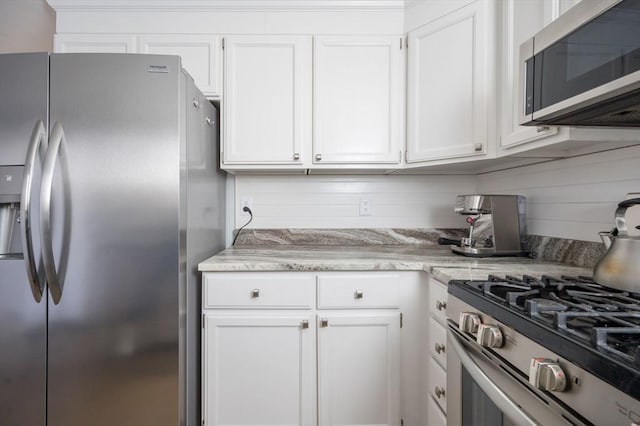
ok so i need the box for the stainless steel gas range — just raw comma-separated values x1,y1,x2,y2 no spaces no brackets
446,275,640,426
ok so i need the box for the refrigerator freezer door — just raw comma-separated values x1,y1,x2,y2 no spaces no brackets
47,53,182,426
0,259,46,425
0,53,49,167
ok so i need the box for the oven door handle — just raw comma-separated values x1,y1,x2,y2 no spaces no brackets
448,329,539,426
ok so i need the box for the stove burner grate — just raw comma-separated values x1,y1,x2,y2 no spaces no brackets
465,274,640,365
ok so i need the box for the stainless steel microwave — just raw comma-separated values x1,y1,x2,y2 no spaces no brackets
519,0,640,127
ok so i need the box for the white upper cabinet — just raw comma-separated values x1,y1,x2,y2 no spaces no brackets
54,34,136,53
312,36,403,165
406,0,496,164
54,33,222,98
138,35,222,98
222,35,312,167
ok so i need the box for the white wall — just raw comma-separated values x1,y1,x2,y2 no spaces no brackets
478,145,640,242
0,0,55,53
404,0,473,32
233,174,475,229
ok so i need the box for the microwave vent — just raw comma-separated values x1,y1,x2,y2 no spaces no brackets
535,88,640,127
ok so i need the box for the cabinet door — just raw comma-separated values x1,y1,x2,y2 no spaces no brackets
54,34,136,53
317,313,400,426
406,0,494,163
138,35,222,97
313,36,402,165
202,314,316,426
223,36,312,166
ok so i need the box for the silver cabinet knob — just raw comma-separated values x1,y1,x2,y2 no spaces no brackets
293,152,300,161
320,318,329,327
301,320,309,329
476,324,504,348
205,117,213,126
436,300,447,311
192,98,200,108
529,358,567,392
435,343,445,354
315,153,322,161
354,290,363,299
250,289,260,298
459,312,481,334
434,386,445,399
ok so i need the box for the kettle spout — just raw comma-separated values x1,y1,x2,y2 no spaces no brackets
599,231,613,249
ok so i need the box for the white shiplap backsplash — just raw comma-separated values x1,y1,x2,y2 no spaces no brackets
478,145,640,242
231,145,640,244
234,175,475,229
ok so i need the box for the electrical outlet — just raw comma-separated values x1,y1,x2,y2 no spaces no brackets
359,199,371,216
240,197,253,215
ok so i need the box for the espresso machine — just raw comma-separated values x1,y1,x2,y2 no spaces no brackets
0,166,22,256
442,194,529,257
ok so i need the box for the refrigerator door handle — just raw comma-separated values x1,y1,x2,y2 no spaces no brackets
41,122,64,305
20,120,47,302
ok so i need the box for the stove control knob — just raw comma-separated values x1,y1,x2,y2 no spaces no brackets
476,324,504,348
529,358,567,392
459,312,481,334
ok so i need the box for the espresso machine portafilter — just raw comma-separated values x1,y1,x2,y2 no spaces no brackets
0,166,24,256
442,194,529,257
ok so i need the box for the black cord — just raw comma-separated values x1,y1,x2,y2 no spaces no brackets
232,207,253,246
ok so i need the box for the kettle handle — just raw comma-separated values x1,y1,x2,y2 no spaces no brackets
615,198,640,237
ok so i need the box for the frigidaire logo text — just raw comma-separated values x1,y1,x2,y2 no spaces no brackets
147,65,169,73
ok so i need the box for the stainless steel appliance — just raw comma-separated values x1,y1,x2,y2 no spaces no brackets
0,53,225,426
446,275,640,425
440,194,528,257
519,0,640,127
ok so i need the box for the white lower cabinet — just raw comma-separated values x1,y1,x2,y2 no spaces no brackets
427,278,449,423
317,313,400,426
202,314,316,426
202,272,412,426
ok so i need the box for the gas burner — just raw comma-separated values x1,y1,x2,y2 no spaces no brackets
457,274,640,366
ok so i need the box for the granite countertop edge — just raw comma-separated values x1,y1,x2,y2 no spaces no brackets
198,245,592,283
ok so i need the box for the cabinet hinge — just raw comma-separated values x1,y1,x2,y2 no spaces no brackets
399,150,402,163
404,37,407,49
400,313,403,328
221,37,225,50
400,37,403,50
401,419,404,426
202,314,205,328
404,151,409,162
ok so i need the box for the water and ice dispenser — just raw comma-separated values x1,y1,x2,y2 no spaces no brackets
0,166,23,255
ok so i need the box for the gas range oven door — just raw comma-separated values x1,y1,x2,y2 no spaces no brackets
446,323,589,426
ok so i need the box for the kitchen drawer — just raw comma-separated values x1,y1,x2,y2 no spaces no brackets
430,279,448,325
429,357,447,414
427,394,446,426
429,319,447,368
203,273,315,309
317,273,400,309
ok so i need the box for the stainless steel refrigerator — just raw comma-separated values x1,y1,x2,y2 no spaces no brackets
0,52,225,426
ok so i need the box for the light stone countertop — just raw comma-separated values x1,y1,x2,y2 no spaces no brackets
198,245,592,283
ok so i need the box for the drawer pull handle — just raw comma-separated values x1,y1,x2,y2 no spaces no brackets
354,290,364,299
251,289,260,298
436,300,447,311
301,320,309,329
320,318,329,327
435,343,445,354
435,386,446,399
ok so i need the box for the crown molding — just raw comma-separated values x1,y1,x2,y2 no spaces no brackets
47,0,405,12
